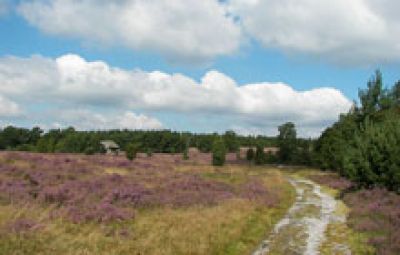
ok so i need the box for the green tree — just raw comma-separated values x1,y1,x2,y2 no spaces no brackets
84,146,95,155
146,148,153,157
212,138,226,166
246,148,255,161
182,138,189,160
343,117,400,190
265,152,278,164
223,130,239,153
277,122,297,163
254,145,265,165
125,143,140,161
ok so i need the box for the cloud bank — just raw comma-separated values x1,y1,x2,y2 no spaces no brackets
46,110,163,131
229,0,400,65
0,54,352,136
18,0,241,63
17,0,400,65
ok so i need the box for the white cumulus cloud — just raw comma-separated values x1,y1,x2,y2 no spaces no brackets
43,109,163,130
18,0,242,63
15,0,400,65
229,0,400,65
0,54,352,135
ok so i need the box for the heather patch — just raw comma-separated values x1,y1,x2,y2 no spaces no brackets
343,188,400,254
0,152,293,255
0,152,281,224
309,171,400,255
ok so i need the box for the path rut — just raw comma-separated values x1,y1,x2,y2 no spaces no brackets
253,178,350,255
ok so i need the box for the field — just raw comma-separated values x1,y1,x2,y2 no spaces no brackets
0,152,295,255
309,173,400,255
1,151,399,255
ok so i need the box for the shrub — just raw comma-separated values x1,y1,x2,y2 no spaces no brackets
14,144,35,152
125,143,139,161
254,145,265,165
246,148,255,161
343,117,400,191
212,138,226,166
182,147,189,160
264,152,278,164
236,150,241,160
146,148,153,157
84,147,95,155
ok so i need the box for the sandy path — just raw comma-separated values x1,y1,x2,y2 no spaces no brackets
252,178,350,255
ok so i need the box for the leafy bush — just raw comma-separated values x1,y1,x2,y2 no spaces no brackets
264,152,278,164
246,148,254,161
146,148,153,157
254,145,265,165
212,138,226,166
343,117,400,191
84,147,95,155
125,143,140,161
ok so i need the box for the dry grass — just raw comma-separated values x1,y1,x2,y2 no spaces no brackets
0,152,295,255
298,169,375,255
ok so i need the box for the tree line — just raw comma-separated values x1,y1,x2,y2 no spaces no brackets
314,71,400,192
0,127,277,155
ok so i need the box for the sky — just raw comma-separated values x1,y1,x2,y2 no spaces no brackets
1,0,400,137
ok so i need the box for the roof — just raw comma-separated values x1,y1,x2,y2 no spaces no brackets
100,140,120,149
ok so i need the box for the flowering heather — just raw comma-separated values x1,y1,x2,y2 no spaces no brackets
343,188,400,255
308,173,353,191
0,151,276,224
239,178,279,207
310,172,400,255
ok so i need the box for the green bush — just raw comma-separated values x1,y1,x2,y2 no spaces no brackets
212,138,226,166
125,143,140,161
84,147,95,155
183,146,189,160
146,148,153,157
343,117,400,191
246,148,255,161
254,145,265,165
14,144,35,152
265,152,278,164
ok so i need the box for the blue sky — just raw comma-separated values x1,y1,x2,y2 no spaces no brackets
1,0,399,137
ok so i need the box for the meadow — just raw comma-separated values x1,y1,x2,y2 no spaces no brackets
0,151,295,255
309,173,400,255
1,151,399,255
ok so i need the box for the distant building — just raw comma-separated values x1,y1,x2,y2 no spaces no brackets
239,146,279,157
264,147,280,155
100,140,120,155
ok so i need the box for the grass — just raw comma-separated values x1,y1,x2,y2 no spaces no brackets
299,169,376,255
0,152,295,255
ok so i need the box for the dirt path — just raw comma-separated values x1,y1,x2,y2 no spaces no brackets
253,177,351,255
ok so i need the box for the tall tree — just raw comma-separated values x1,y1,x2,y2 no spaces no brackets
246,148,255,162
277,122,297,163
126,143,140,161
212,138,226,166
254,145,265,165
223,130,239,153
